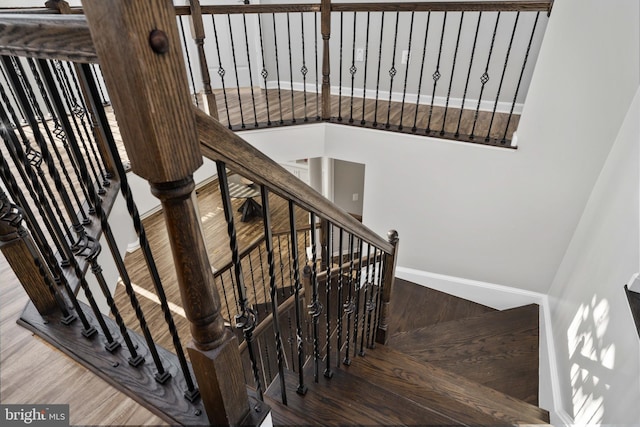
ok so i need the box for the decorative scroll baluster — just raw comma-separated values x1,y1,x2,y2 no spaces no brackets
228,15,246,129
348,12,357,123
364,247,378,350
242,13,259,128
177,16,199,108
426,12,447,134
324,221,333,378
441,12,465,135
257,16,272,126
370,247,384,349
359,243,372,356
456,12,483,138
216,163,263,401
360,12,371,125
486,12,520,142
308,211,322,380
503,12,540,144
271,13,285,124
398,11,415,130
260,186,287,404
471,12,500,140
288,200,307,394
277,233,287,298
372,12,385,127
211,15,232,129
335,227,344,366
385,12,400,129
413,11,431,132
286,13,296,123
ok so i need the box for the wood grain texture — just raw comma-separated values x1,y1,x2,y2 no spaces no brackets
389,303,541,405
0,14,96,63
332,1,553,13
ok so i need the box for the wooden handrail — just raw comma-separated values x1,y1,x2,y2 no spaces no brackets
195,107,394,254
0,14,96,63
175,4,321,16
331,1,552,13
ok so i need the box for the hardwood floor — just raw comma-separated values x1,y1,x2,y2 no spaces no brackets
0,254,166,426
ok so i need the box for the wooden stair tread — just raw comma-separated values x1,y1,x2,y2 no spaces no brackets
389,279,496,335
389,303,540,405
265,365,462,425
344,345,550,425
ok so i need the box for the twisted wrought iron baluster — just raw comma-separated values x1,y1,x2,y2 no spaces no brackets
288,200,307,394
370,247,384,349
441,12,465,135
228,14,246,128
456,12,483,138
242,13,259,127
324,221,333,378
471,12,500,140
352,238,364,358
261,186,287,403
78,64,198,397
247,251,261,317
385,12,400,129
211,15,232,128
412,12,431,132
300,12,309,122
372,12,385,127
0,61,26,123
487,12,520,142
502,12,540,144
314,12,320,120
360,12,371,125
342,233,355,365
426,12,447,133
257,15,272,126
337,12,344,122
216,163,263,401
308,211,323,381
398,12,415,130
335,227,344,367
277,233,287,298
272,13,285,124
365,247,378,349
286,13,296,123
359,243,372,356
348,12,357,123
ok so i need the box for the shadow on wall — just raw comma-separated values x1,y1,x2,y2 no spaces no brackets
567,295,614,424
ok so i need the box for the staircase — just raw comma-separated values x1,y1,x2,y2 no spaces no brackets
263,278,550,425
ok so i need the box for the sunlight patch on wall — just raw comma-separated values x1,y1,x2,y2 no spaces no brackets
567,295,615,425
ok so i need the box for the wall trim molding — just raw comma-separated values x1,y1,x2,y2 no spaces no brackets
395,266,571,424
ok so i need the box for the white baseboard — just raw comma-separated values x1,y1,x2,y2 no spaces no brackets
395,266,566,424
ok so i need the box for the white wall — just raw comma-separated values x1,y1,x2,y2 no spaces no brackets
546,88,640,426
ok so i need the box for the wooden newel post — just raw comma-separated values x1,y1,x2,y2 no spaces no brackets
0,191,58,316
82,0,250,424
375,230,399,345
321,0,331,120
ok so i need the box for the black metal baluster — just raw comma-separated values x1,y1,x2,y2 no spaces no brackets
286,13,296,123
272,13,285,124
80,64,199,398
247,252,261,317
412,12,431,132
261,186,287,404
352,238,364,358
441,12,465,135
257,15,272,126
359,243,372,356
398,11,415,130
348,12,357,123
470,12,500,140
242,13,259,128
426,12,447,134
486,12,520,142
42,59,173,374
314,12,320,120
300,12,309,122
373,12,385,127
90,64,109,105
287,200,307,394
211,15,232,129
178,16,199,108
337,12,344,122
370,248,384,349
228,267,241,315
0,60,26,122
385,12,400,129
324,221,333,378
216,163,263,401
364,247,377,350
308,212,322,381
258,243,269,313
228,15,246,129
342,233,355,365
335,227,344,367
502,12,540,144
218,274,234,323
360,12,371,125
277,233,287,297
456,12,483,138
